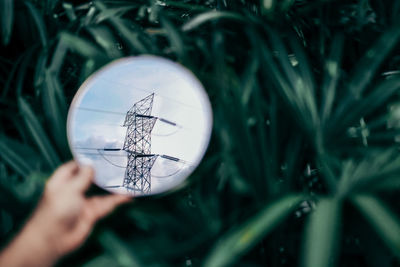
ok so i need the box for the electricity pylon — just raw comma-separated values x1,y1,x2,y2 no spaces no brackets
122,93,158,194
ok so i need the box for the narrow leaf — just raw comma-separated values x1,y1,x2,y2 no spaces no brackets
0,0,14,45
321,34,344,122
182,11,245,32
0,135,35,176
42,69,68,154
25,1,48,49
82,254,118,267
62,2,77,21
302,198,341,267
333,76,400,134
349,19,400,97
99,231,142,267
352,195,400,258
204,195,304,267
60,32,107,60
18,98,60,169
161,16,186,62
87,26,122,59
94,1,148,54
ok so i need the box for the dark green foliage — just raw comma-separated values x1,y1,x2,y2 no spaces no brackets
1,0,400,266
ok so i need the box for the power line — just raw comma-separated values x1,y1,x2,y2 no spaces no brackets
152,166,184,178
99,77,204,111
77,106,184,129
78,152,125,157
76,147,194,165
75,106,209,136
97,149,126,168
77,107,125,115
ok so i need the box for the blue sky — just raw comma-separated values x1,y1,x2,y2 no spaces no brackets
67,56,212,196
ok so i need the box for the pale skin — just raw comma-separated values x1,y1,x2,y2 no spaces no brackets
0,161,131,267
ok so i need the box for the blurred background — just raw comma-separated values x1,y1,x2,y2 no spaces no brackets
1,0,400,266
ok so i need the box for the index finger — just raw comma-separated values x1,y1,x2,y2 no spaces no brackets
86,194,132,222
50,161,79,183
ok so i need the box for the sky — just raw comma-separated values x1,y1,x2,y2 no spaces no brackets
67,56,213,196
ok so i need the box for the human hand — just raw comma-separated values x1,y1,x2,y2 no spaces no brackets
0,161,131,267
32,161,131,257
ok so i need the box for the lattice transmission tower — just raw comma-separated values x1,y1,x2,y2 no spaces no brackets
122,93,158,194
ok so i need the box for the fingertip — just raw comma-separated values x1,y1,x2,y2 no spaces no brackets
115,194,133,204
52,161,79,181
81,165,95,175
74,165,95,191
79,165,95,180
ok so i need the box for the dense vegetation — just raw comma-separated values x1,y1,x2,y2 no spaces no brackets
1,0,400,266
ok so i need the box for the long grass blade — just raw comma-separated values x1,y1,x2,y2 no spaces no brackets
18,98,60,169
62,2,77,21
86,26,123,59
160,16,186,63
81,254,117,267
60,32,107,60
94,1,149,54
0,0,13,45
302,198,341,267
42,69,68,155
48,37,68,75
352,195,400,258
25,1,48,49
321,34,344,122
349,19,400,98
15,47,36,96
182,11,245,32
1,52,24,98
203,194,304,267
288,35,318,126
99,230,142,267
0,135,36,176
333,76,400,134
94,6,137,24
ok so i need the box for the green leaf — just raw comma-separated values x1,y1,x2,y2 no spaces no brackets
94,5,137,24
25,1,48,49
62,2,77,21
288,36,317,120
82,254,118,267
42,69,68,155
0,0,14,45
182,11,245,32
302,198,341,267
94,1,149,54
158,0,210,12
203,194,304,267
15,48,35,96
1,52,24,98
33,50,48,87
60,32,107,60
0,135,37,176
321,34,344,122
98,230,142,267
341,149,400,193
332,76,400,134
352,195,400,258
240,55,259,107
86,26,123,59
160,16,186,62
18,98,60,169
262,0,276,13
349,20,400,98
48,36,68,75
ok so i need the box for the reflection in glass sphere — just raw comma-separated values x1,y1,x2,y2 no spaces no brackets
67,56,213,196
